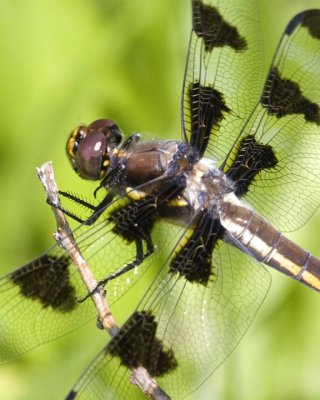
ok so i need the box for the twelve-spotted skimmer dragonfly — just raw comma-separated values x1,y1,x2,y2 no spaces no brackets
1,0,320,399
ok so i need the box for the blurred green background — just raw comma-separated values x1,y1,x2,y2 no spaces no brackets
1,0,320,399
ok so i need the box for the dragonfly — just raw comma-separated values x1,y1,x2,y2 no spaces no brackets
1,0,320,399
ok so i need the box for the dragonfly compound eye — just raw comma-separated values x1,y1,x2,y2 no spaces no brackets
74,130,108,180
66,119,122,180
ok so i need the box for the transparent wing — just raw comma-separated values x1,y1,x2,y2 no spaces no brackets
66,239,271,399
182,0,263,159
224,10,320,232
0,199,179,363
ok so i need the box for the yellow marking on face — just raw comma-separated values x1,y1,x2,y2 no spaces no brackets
126,187,147,201
66,137,75,158
66,128,81,159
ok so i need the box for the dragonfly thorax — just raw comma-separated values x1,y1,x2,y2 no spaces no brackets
182,157,235,213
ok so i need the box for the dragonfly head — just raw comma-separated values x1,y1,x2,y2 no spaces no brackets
66,119,122,180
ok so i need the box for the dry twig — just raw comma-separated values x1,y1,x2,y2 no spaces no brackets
36,161,170,400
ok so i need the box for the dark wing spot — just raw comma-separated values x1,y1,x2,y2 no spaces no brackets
192,0,247,52
11,254,77,312
285,12,305,35
170,212,224,284
261,67,320,124
190,82,230,156
284,10,320,37
110,179,186,241
110,199,156,242
226,135,278,197
65,390,77,400
108,311,177,376
301,10,320,39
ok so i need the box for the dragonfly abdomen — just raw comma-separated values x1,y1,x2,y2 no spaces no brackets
220,193,320,292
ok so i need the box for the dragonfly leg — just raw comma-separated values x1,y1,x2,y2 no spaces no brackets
49,191,114,225
79,232,154,302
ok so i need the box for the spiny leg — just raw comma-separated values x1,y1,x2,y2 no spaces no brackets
50,191,114,225
79,231,154,302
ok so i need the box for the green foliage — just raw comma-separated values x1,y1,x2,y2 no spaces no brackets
0,1,320,399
